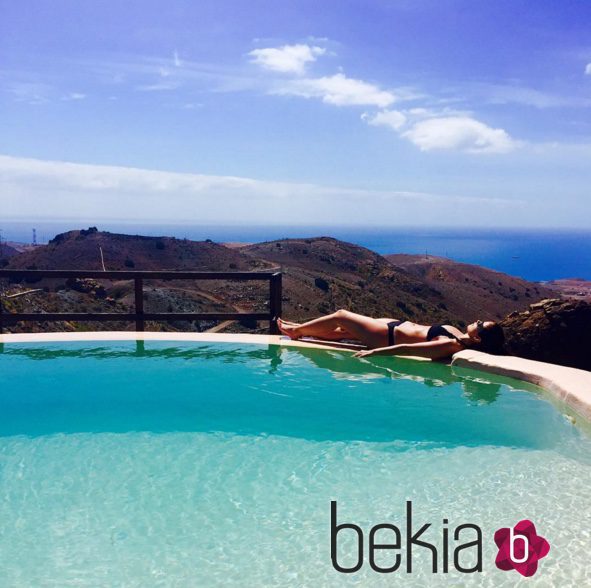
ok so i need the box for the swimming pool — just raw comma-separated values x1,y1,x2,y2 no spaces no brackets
0,340,590,586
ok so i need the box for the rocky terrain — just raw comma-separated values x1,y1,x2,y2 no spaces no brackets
501,298,591,371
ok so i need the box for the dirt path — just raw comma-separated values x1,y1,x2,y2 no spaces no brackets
164,285,250,333
112,281,259,334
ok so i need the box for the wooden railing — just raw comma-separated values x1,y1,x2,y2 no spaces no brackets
0,270,282,335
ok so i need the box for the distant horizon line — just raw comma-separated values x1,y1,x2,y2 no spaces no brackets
2,219,590,233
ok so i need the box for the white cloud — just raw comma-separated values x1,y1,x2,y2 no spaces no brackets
136,81,180,92
406,106,471,119
362,109,407,131
248,44,326,74
274,73,396,107
359,108,516,155
70,54,260,95
173,50,181,68
402,116,517,154
61,92,86,101
586,63,591,75
6,81,52,104
471,82,591,109
0,155,521,225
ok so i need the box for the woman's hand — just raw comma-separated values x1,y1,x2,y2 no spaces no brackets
354,349,375,358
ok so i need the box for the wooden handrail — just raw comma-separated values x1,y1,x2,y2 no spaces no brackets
0,269,282,334
0,269,278,280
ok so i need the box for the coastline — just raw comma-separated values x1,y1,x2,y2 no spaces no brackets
2,223,591,282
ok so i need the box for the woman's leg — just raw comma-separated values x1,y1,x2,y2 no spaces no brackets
278,310,387,348
278,313,351,339
279,319,352,340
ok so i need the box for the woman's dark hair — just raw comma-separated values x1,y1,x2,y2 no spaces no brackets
476,323,505,355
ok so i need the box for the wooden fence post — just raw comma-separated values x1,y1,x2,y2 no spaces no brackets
134,278,144,332
269,272,282,334
0,278,5,335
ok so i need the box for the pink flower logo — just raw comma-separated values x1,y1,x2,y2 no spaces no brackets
494,520,550,577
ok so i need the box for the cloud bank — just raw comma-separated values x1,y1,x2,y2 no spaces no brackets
0,155,522,226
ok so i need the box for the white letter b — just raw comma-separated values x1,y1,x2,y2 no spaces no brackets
509,528,529,564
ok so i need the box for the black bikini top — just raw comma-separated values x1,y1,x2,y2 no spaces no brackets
426,324,461,343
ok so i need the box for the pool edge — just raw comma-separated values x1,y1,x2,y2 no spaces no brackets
451,350,591,422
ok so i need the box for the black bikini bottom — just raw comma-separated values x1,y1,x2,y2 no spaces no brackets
387,320,403,346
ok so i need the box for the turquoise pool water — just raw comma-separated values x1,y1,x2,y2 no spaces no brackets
0,341,590,586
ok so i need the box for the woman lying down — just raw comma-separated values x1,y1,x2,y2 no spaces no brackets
278,310,505,360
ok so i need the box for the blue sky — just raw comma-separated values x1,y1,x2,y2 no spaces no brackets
1,0,590,228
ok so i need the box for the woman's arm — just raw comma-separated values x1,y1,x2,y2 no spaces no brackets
354,339,462,360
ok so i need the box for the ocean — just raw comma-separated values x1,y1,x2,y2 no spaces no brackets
2,221,590,282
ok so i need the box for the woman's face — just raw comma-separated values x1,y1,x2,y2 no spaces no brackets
466,320,495,341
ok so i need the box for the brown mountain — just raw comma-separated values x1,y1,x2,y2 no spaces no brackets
241,237,454,323
2,229,554,333
3,229,274,332
386,254,553,322
7,228,269,272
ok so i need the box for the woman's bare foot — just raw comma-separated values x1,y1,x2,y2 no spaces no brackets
277,318,302,339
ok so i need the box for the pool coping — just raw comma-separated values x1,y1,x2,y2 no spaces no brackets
450,350,591,422
2,331,590,421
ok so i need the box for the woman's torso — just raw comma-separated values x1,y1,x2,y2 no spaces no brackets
378,319,462,345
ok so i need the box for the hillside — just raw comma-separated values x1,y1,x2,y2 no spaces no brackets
1,229,555,333
242,237,452,323
7,228,270,272
386,254,553,321
3,229,274,333
0,242,25,262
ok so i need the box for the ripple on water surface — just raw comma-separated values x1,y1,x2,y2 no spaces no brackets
0,341,590,587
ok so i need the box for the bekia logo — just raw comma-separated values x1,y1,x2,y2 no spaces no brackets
331,501,551,577
494,520,550,577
